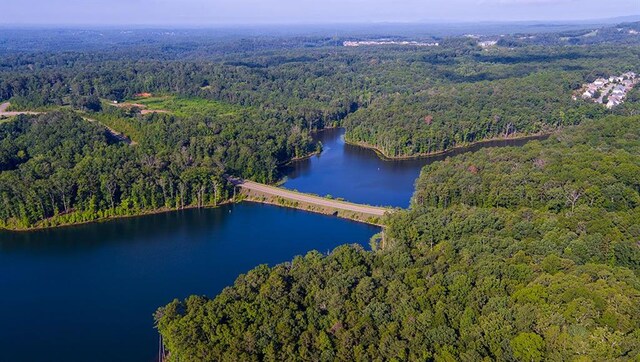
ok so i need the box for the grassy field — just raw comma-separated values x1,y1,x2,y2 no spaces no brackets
93,96,258,146
133,96,250,118
3,95,253,146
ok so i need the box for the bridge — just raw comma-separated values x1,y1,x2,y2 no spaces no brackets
228,177,392,225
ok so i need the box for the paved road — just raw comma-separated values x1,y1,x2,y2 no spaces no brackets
231,178,389,216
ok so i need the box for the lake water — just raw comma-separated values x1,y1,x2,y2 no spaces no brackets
0,204,378,362
0,128,540,361
283,128,543,207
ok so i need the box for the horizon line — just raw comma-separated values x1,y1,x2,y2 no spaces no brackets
0,14,638,29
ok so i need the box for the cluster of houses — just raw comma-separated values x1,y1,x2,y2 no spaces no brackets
478,40,498,48
343,40,439,47
579,72,637,109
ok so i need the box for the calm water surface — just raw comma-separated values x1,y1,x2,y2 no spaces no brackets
282,128,542,207
0,204,378,362
1,127,539,361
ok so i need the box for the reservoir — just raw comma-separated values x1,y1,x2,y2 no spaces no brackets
0,204,378,362
0,128,540,361
282,128,543,207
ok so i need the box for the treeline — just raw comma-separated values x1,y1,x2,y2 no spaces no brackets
156,116,640,361
341,68,633,157
0,107,315,229
0,55,366,131
411,116,640,211
1,37,639,137
499,21,640,47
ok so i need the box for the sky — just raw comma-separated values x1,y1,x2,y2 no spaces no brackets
0,0,638,26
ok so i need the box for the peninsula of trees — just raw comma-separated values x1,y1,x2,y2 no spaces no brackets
156,115,640,361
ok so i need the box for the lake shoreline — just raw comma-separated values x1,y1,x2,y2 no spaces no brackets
344,131,554,161
2,129,552,232
277,149,322,167
0,200,235,233
3,146,329,233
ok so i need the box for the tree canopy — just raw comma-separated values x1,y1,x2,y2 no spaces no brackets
156,116,640,361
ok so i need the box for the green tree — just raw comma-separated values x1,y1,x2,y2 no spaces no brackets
510,332,545,362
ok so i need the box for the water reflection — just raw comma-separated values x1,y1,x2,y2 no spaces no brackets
0,203,378,362
282,128,547,208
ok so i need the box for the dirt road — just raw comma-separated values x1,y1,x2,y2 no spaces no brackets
83,117,137,145
0,102,41,117
232,179,390,217
0,103,136,146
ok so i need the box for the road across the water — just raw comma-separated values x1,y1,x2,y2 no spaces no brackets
230,177,391,217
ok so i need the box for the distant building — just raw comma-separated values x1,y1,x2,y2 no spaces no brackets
606,98,621,109
612,85,625,95
343,40,438,47
478,40,498,48
593,78,608,87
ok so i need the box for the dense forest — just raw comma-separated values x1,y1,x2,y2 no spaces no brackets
1,25,639,160
342,46,640,157
156,115,640,361
0,23,639,229
0,104,314,229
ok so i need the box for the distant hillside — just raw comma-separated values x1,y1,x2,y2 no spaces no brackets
497,21,640,47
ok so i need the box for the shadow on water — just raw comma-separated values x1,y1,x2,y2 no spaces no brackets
0,206,231,255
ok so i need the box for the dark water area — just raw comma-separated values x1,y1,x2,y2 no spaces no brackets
0,203,378,362
282,128,546,207
0,127,544,361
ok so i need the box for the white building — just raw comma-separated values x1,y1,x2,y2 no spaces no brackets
612,86,625,95
593,78,608,87
606,100,619,109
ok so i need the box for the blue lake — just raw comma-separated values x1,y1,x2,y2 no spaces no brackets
0,127,537,361
0,203,378,362
282,128,539,207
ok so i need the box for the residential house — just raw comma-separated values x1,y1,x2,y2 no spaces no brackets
612,85,625,96
606,98,621,109
593,78,608,87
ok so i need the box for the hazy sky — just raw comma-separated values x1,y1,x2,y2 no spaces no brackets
1,0,638,25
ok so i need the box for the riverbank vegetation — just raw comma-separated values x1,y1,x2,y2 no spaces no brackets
156,116,640,361
343,71,605,158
